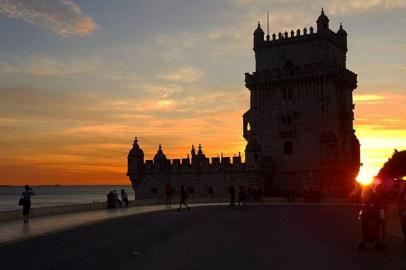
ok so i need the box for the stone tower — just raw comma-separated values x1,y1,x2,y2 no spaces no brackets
243,9,360,195
127,137,144,191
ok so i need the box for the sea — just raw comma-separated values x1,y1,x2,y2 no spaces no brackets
0,185,133,212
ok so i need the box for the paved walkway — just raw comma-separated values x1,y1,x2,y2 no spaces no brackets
0,203,224,245
0,204,405,270
0,202,403,247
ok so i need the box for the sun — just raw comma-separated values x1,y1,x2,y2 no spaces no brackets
356,166,377,186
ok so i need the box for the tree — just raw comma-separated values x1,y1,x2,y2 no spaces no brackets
378,149,406,181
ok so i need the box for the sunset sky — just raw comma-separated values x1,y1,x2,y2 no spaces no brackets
0,0,405,185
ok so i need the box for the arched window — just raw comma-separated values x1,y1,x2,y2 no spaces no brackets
284,141,293,154
246,122,251,131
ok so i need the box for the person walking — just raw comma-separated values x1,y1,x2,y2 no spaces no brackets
399,183,406,244
121,189,129,207
21,185,35,224
165,181,173,208
229,185,236,208
177,185,190,211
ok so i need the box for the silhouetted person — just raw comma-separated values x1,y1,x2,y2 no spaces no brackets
166,181,173,208
237,186,247,207
107,191,116,208
375,184,388,249
229,185,236,208
399,184,406,244
121,189,129,207
358,188,381,250
177,185,190,211
21,185,35,224
113,189,121,208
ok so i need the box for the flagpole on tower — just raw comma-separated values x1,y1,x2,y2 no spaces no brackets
266,10,270,41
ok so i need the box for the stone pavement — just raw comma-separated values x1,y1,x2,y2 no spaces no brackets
0,204,405,270
0,202,225,245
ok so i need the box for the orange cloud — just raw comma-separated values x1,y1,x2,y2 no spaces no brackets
0,0,97,37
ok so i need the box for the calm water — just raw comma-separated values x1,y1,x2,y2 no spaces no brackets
0,186,133,211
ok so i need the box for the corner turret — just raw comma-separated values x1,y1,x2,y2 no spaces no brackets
337,23,348,51
127,137,145,193
127,137,144,174
316,8,329,33
253,22,265,50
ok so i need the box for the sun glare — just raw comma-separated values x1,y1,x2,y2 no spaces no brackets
356,166,377,186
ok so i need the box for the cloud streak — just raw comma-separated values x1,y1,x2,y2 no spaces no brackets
0,0,97,36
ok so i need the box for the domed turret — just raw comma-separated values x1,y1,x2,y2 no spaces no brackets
191,144,196,158
253,22,265,50
127,137,145,190
337,23,348,51
197,144,205,156
128,137,144,157
153,144,168,172
337,23,347,36
153,144,167,161
316,8,329,33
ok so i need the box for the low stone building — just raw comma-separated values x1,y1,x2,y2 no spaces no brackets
127,9,361,199
127,139,269,199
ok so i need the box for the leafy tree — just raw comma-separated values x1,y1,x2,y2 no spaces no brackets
378,149,406,181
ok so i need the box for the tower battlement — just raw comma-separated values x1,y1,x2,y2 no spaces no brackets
254,10,348,71
255,25,347,51
245,62,357,87
127,141,269,177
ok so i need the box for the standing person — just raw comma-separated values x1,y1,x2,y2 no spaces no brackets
165,181,173,208
375,184,388,249
229,185,236,208
21,185,35,224
177,185,190,211
107,191,115,208
358,187,381,250
237,186,247,208
399,183,406,244
113,189,121,208
121,189,129,207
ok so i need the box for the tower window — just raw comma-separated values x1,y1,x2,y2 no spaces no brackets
284,141,293,154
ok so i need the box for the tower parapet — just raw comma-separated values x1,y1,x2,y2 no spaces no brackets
253,9,348,71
